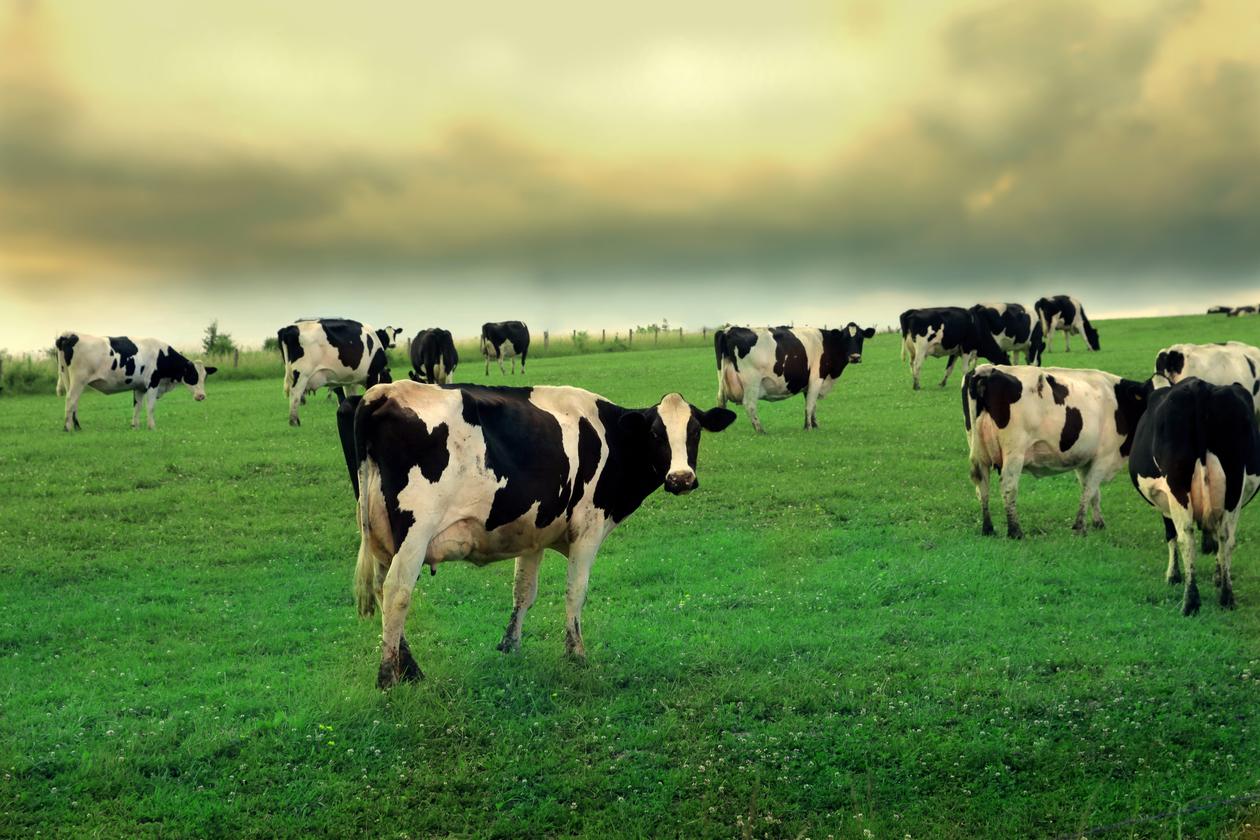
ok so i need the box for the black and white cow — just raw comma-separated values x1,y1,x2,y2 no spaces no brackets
714,323,874,432
1130,377,1260,614
408,328,458,385
899,307,1011,390
54,332,216,431
963,365,1149,538
335,381,736,688
1155,341,1260,418
277,319,401,426
1207,306,1233,315
970,303,1046,366
1034,296,1100,353
1228,305,1258,318
481,321,530,375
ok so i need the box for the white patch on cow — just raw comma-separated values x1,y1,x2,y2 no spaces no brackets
1157,341,1260,418
658,392,694,483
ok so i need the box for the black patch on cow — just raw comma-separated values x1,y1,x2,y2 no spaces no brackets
150,346,195,389
819,323,874,380
55,334,79,367
1248,357,1257,379
1113,378,1151,458
337,395,364,497
291,368,300,388
455,385,577,531
409,328,459,383
366,333,374,354
969,368,1023,428
770,328,809,394
320,319,368,370
278,325,304,364
366,348,392,387
1044,375,1069,405
591,400,666,523
1155,350,1185,379
961,371,973,431
566,417,603,520
111,358,117,370
1059,407,1083,451
358,397,451,549
109,337,138,376
716,327,758,371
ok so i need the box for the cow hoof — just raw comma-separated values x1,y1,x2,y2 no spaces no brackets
1182,584,1201,616
289,417,300,427
1007,527,1024,540
377,662,399,690
565,650,588,666
1167,571,1183,585
496,637,521,654
981,521,995,537
1072,524,1087,537
1220,588,1236,609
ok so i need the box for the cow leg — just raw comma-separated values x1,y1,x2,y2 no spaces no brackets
1217,520,1237,608
910,341,926,390
63,380,86,431
288,372,309,426
1161,517,1182,583
131,391,143,429
484,353,491,376
511,357,517,374
498,550,544,653
1000,456,1024,539
970,460,994,536
1064,329,1071,352
1175,523,1200,615
144,388,159,430
498,353,507,375
939,353,960,388
377,529,432,689
804,384,820,430
1089,489,1105,529
563,541,601,661
742,394,765,434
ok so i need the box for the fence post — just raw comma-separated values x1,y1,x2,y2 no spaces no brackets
653,326,659,345
601,329,606,343
679,327,683,342
702,326,707,339
571,329,576,341
628,329,633,347
544,331,549,350
233,349,240,368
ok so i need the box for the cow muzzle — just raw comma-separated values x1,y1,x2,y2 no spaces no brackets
664,471,697,495
848,353,862,364
194,393,206,402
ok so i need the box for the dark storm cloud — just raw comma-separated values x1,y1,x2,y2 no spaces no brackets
1,1,1257,287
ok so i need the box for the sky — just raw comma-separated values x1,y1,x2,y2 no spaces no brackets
1,0,1258,353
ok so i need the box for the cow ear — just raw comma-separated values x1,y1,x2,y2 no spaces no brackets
862,327,876,339
697,406,737,432
204,366,218,376
619,411,650,436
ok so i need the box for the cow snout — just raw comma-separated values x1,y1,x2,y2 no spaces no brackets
848,353,862,364
195,393,206,402
664,471,696,495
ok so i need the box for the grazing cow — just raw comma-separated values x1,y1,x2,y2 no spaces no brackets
962,365,1150,538
970,303,1046,365
1228,305,1257,318
481,321,530,375
408,328,458,385
1207,306,1233,315
335,381,736,688
54,332,216,431
277,319,401,426
899,307,1011,390
1155,341,1260,417
1130,378,1260,614
714,323,875,432
1034,296,1100,353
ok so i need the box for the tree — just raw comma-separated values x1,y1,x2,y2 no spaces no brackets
202,320,237,355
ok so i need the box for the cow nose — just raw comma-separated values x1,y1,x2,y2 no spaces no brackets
849,353,862,363
664,471,696,495
195,393,206,402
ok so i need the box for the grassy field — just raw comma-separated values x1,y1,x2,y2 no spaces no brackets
3,313,1260,838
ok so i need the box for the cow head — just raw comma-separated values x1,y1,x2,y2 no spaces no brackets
1081,318,1101,351
619,393,736,495
1026,322,1046,366
183,361,217,401
968,308,1012,365
375,327,403,349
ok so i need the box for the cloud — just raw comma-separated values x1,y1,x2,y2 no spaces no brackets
0,0,1257,291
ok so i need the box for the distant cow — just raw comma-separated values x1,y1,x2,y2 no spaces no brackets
1034,296,1100,353
899,307,1011,390
1228,305,1257,318
1207,306,1233,315
408,328,458,385
278,319,401,426
336,381,736,688
54,332,216,431
971,303,1046,365
1130,378,1260,614
481,321,530,375
963,365,1149,538
1155,341,1260,417
714,323,874,432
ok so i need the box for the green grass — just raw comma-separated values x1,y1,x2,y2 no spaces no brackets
3,313,1260,838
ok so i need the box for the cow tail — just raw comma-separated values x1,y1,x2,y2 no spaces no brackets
341,395,378,617
54,334,69,396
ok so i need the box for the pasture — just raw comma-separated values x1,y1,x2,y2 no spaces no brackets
3,314,1260,838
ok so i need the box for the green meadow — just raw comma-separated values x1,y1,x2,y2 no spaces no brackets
4,313,1260,838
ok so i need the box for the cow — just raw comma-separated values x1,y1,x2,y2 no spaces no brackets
1034,295,1100,353
1228,305,1257,318
481,321,530,375
1155,341,1260,418
899,307,1011,390
1130,377,1260,614
277,318,401,426
970,302,1046,365
962,364,1150,538
54,332,216,432
713,323,875,432
408,328,458,385
1207,306,1233,315
334,381,736,688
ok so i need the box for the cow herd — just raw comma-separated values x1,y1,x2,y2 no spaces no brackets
49,298,1260,687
